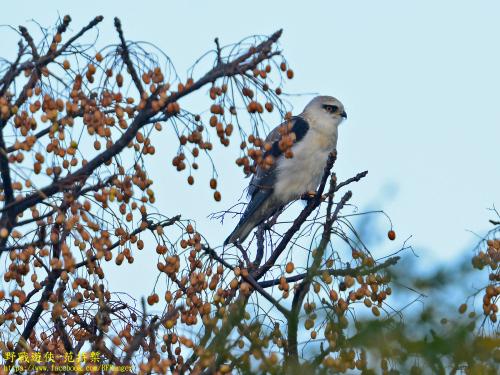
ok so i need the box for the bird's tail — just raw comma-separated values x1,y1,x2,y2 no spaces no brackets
223,217,259,247
224,192,278,246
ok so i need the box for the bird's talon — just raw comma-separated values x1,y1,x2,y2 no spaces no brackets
302,191,319,202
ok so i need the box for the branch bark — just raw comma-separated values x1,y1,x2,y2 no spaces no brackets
114,17,144,95
286,176,352,370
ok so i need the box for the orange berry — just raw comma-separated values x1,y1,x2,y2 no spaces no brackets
209,116,217,127
285,262,294,274
225,124,233,136
147,294,158,306
116,74,123,87
214,191,221,201
142,73,151,84
458,304,467,314
329,290,338,302
165,291,172,303
209,178,217,190
286,69,294,79
304,319,314,330
247,101,258,113
387,230,396,241
187,176,194,185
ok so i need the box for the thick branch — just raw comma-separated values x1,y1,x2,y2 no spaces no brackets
7,269,61,365
55,318,74,354
0,137,14,204
18,26,39,60
1,29,283,221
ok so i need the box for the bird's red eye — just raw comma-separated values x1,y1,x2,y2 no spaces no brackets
323,105,338,113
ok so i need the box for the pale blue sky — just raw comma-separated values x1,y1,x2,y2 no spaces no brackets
1,1,499,296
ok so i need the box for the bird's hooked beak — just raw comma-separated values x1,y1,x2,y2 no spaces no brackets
341,110,347,119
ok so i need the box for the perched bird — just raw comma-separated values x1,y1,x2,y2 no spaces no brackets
224,95,347,246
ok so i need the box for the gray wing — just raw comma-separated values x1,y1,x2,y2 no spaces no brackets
224,125,282,246
247,116,310,198
247,125,283,198
224,116,310,246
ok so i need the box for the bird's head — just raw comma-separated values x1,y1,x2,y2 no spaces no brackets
302,95,347,132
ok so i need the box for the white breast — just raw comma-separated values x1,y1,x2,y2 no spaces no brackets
274,126,338,203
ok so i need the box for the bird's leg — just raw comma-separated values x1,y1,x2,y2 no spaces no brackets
300,191,316,201
302,191,318,202
306,190,317,199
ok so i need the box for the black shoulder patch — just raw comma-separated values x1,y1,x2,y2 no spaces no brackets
291,116,309,142
267,116,309,158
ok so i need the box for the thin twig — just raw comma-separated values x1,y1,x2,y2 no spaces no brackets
114,17,144,95
258,256,400,288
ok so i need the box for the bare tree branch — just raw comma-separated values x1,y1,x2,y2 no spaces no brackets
114,17,144,95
